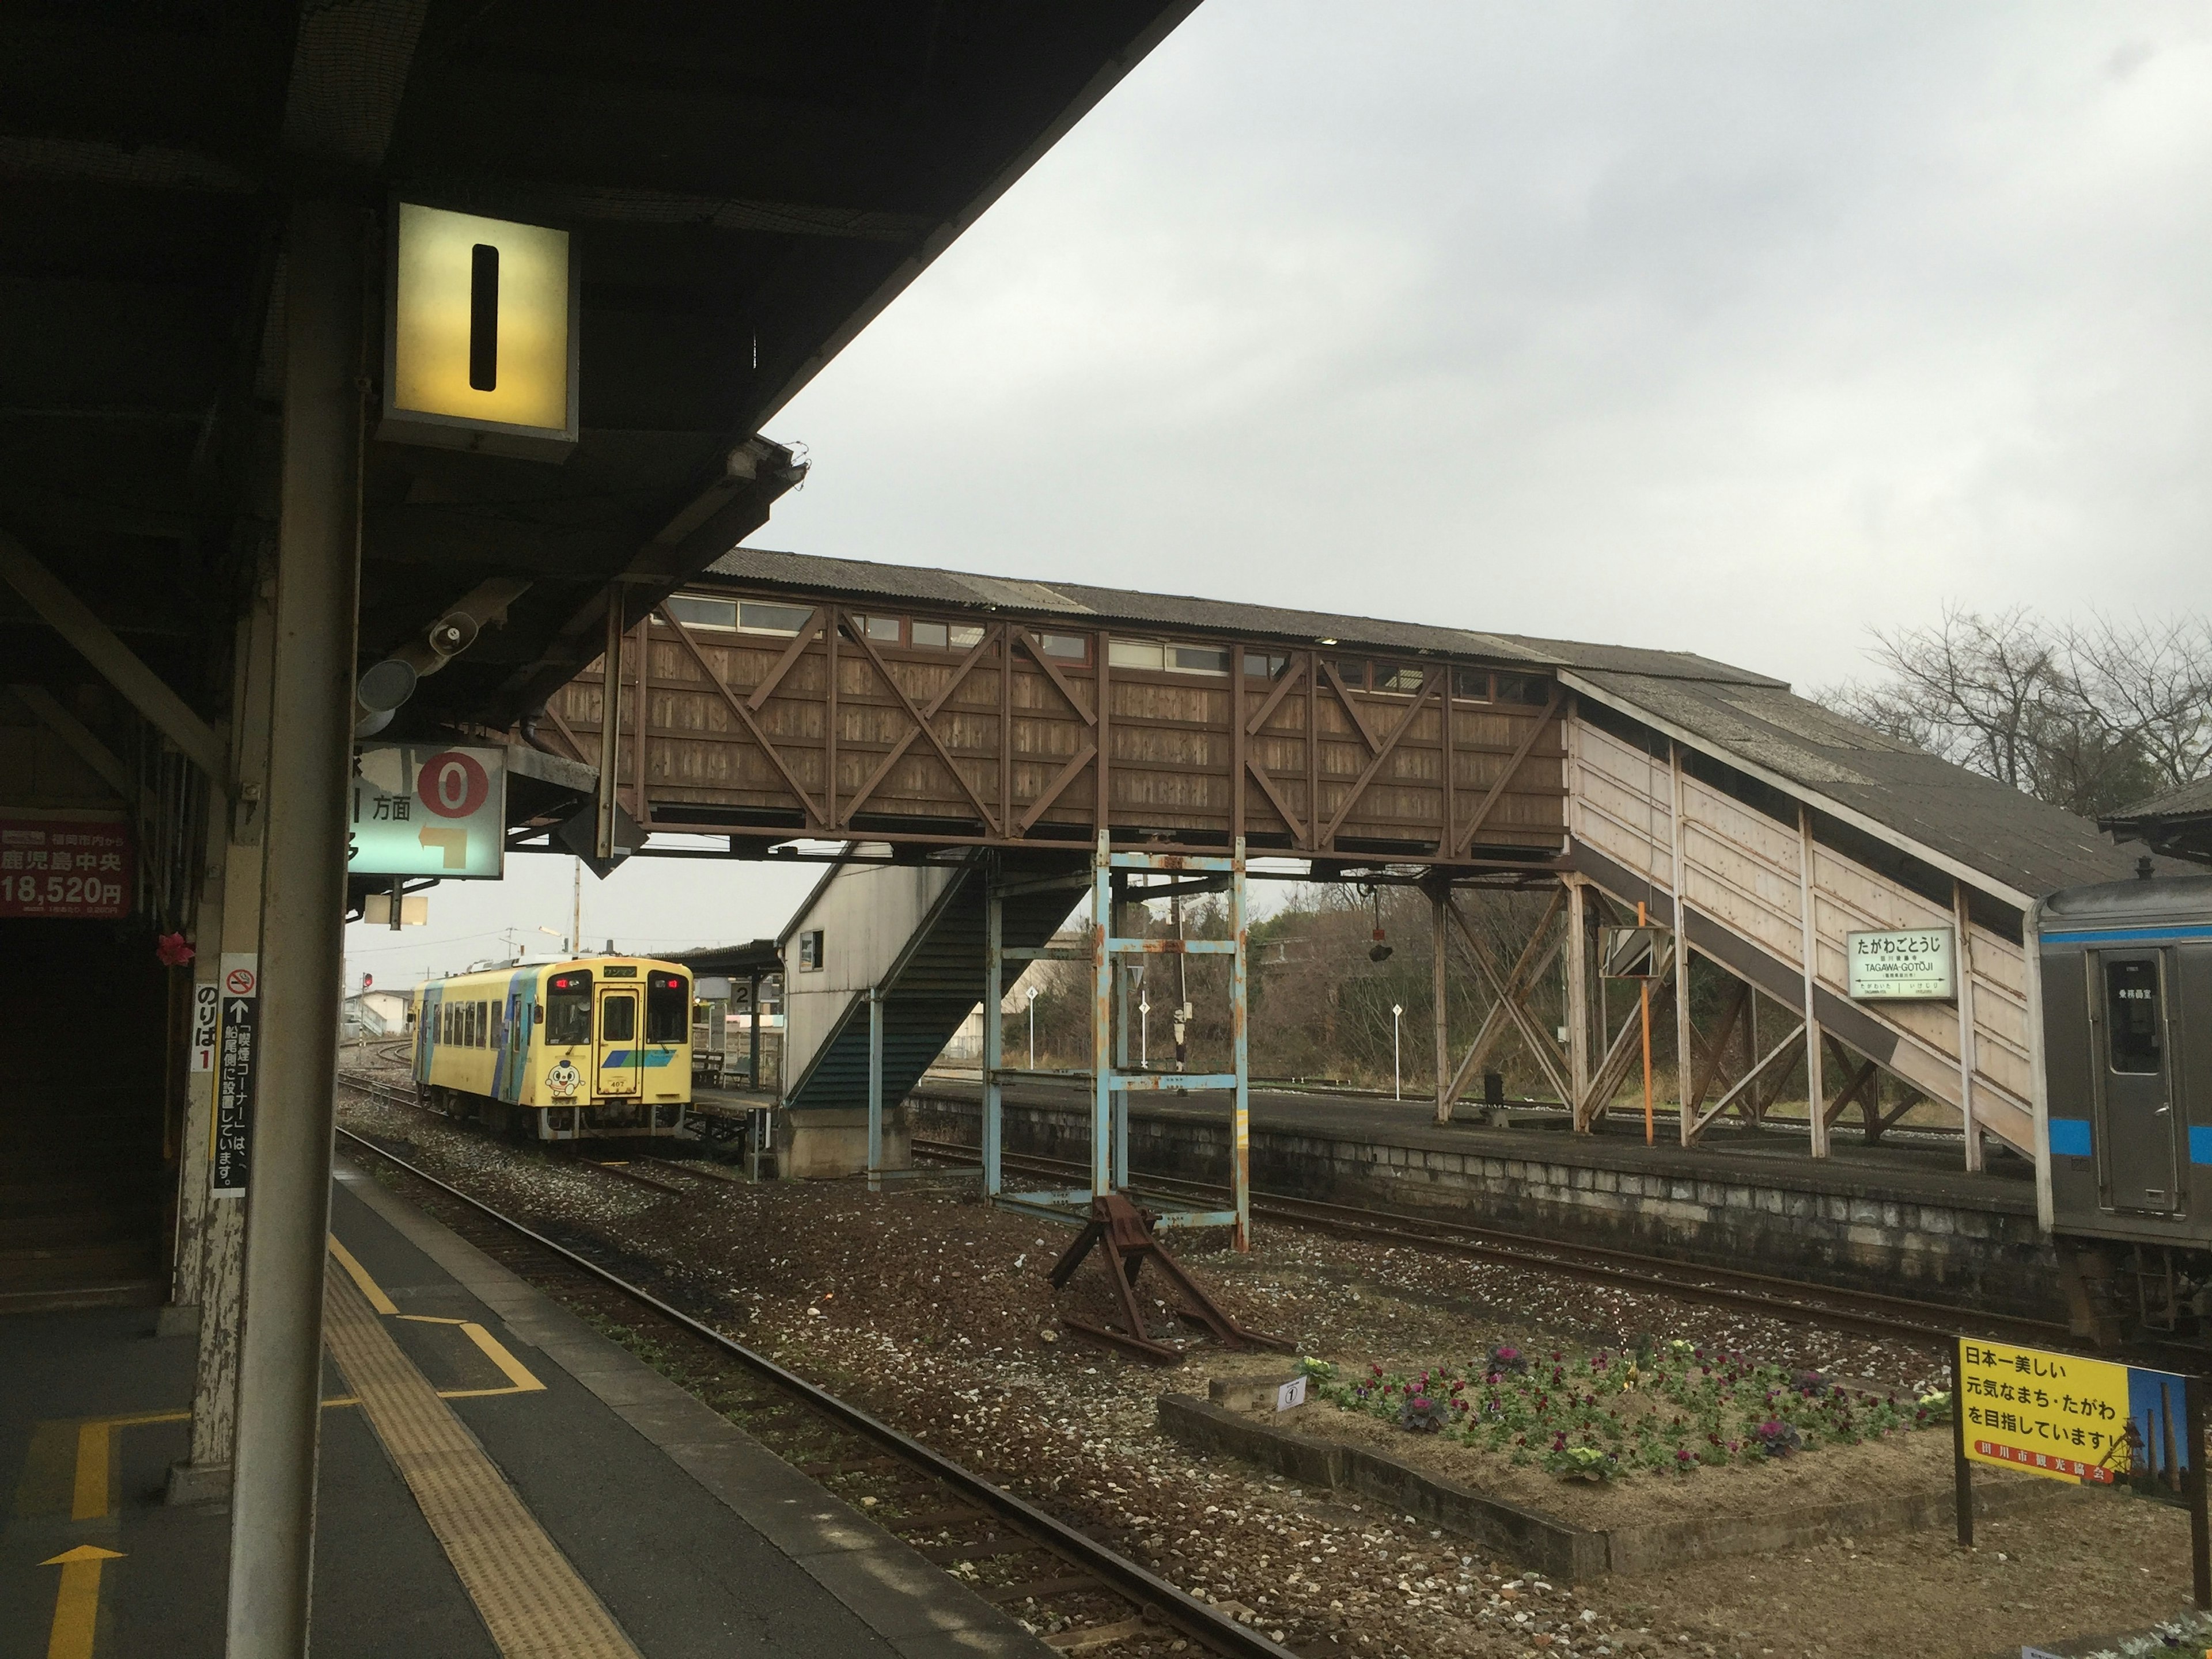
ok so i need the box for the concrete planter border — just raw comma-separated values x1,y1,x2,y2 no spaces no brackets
1158,1394,2065,1578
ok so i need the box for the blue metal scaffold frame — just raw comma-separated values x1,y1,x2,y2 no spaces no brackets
981,831,1252,1248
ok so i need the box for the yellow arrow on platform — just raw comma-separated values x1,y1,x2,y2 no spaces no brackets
41,1546,122,1659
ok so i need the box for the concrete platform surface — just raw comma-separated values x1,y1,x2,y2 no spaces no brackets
1,1157,1053,1659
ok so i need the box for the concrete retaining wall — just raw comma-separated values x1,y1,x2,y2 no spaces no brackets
909,1089,2062,1319
1157,1395,2068,1578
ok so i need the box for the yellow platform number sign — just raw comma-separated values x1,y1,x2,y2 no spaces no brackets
1960,1339,2191,1488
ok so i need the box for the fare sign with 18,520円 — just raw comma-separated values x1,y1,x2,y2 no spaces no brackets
350,744,505,880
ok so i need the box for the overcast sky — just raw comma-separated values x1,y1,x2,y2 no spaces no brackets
349,1,2212,991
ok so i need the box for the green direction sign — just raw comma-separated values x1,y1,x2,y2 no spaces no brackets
1845,926,1955,1000
350,744,505,880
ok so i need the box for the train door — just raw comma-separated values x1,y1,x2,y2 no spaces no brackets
596,984,640,1097
2092,949,2182,1214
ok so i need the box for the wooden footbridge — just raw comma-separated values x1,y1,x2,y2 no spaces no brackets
519,547,2156,1235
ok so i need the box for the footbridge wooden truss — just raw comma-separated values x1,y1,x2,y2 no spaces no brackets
522,563,2153,1225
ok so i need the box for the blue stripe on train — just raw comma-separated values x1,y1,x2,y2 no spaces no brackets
2050,1118,2212,1165
600,1048,680,1068
2043,925,2212,945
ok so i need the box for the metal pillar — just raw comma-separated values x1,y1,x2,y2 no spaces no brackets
1566,878,1591,1116
1090,830,1114,1198
747,972,762,1088
594,592,626,862
226,199,363,1659
1229,838,1250,1251
866,985,885,1191
983,873,1004,1196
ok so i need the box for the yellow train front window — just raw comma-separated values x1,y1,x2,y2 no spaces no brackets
646,972,687,1043
546,971,592,1045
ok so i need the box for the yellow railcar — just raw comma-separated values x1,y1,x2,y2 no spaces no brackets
409,956,692,1139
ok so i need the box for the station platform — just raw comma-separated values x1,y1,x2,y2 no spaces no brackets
0,1157,1051,1659
904,1077,2058,1317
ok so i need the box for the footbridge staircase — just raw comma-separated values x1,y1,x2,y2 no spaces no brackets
777,850,1088,1121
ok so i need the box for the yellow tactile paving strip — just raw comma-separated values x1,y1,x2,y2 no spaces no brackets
321,1262,641,1658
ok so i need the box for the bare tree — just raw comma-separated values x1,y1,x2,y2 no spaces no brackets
1821,607,2212,817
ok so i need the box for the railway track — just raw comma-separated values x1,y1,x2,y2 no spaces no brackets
330,1089,1289,1659
909,1136,2074,1351
337,1065,2070,1350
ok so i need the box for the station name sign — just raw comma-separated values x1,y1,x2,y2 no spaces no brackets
1844,926,1955,1001
350,744,506,880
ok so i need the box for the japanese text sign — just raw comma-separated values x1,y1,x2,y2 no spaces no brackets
212,954,259,1198
0,815,130,918
1959,1338,2191,1489
350,744,505,880
1846,927,1956,1001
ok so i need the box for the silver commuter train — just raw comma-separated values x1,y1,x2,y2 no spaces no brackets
2039,873,2212,1337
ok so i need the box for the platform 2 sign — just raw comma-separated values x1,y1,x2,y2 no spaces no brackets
1953,1336,2211,1609
349,744,505,880
0,816,130,918
211,954,259,1199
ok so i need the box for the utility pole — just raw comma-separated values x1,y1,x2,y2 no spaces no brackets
570,857,582,955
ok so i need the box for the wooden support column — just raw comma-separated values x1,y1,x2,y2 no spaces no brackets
594,595,624,861
1432,880,1450,1126
1801,805,1830,1157
825,610,839,831
998,627,1013,833
1955,878,1983,1173
1670,741,1695,1146
1231,645,1247,844
168,557,276,1505
1096,629,1111,841
632,617,650,824
1304,650,1318,855
1566,878,1590,1112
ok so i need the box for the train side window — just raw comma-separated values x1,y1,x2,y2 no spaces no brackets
546,972,592,1046
603,995,637,1043
2107,959,2163,1074
646,973,688,1043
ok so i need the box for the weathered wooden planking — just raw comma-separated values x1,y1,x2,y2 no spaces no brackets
556,608,1567,858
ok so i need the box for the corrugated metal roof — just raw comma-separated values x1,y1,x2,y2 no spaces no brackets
1568,669,2158,899
2109,776,2212,821
702,548,1783,685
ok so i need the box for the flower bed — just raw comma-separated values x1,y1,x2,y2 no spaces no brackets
1306,1338,1950,1484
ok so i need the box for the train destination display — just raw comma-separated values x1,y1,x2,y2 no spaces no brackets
1845,926,1956,1000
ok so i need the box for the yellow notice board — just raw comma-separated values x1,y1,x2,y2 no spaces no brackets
1959,1338,2190,1486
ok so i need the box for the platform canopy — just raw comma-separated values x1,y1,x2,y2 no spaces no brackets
2103,778,2212,868
0,0,1199,740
